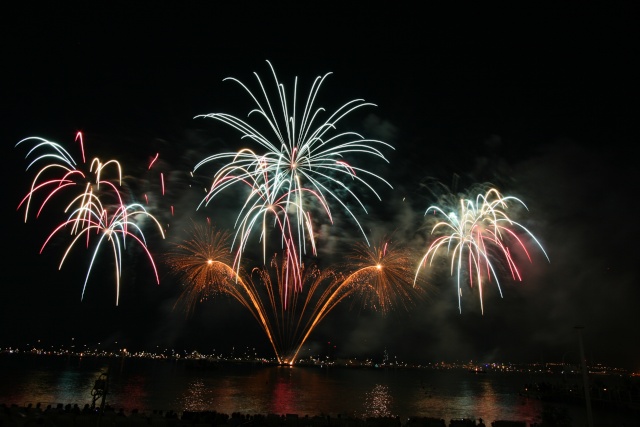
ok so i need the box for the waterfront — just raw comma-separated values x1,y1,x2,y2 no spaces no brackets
0,354,638,426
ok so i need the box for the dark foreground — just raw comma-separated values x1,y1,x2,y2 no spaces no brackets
6,403,640,427
3,401,632,427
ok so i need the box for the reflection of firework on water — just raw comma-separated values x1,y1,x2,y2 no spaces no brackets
361,384,395,419
180,380,214,412
16,132,166,305
193,60,394,273
415,185,549,313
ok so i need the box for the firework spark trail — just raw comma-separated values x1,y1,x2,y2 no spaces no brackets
16,135,81,222
203,150,309,299
247,255,342,364
148,153,159,169
41,195,165,305
166,224,421,364
165,221,288,361
143,152,175,220
287,238,426,363
16,132,166,305
414,186,549,314
164,222,242,312
16,132,124,222
338,239,426,314
193,60,394,277
166,221,336,364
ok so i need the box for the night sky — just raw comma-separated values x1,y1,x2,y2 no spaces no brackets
2,4,638,370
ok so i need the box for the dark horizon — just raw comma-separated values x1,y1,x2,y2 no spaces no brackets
2,341,630,375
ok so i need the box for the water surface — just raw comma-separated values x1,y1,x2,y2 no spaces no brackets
0,355,633,426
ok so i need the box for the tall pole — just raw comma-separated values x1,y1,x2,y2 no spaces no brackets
575,326,593,427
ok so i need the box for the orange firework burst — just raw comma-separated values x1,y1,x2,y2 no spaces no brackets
164,223,423,365
339,239,426,314
164,221,340,364
164,221,241,314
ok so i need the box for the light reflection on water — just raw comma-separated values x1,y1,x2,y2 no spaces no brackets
362,384,393,419
0,356,102,407
0,355,629,425
180,380,209,412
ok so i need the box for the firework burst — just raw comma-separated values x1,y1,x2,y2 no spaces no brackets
165,222,341,365
193,60,394,274
339,239,426,314
415,185,549,313
16,132,166,304
164,221,241,314
166,224,422,364
283,238,426,363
